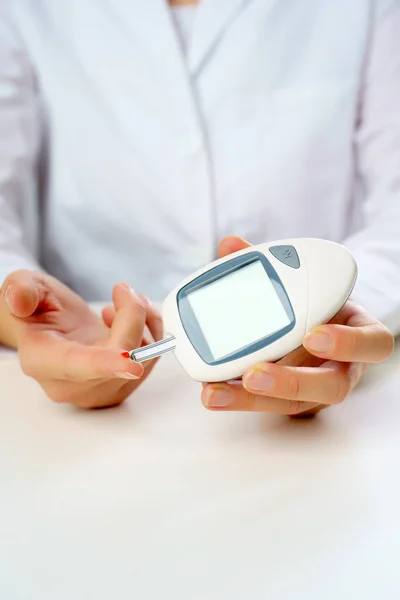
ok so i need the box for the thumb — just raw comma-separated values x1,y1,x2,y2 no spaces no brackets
218,236,251,259
1,270,45,318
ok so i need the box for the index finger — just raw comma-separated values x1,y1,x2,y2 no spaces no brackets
19,330,144,382
139,295,164,343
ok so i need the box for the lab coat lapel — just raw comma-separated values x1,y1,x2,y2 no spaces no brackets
188,0,253,74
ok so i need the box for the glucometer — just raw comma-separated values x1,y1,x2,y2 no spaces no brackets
127,238,357,382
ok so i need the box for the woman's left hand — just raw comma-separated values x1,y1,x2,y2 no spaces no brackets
201,237,395,416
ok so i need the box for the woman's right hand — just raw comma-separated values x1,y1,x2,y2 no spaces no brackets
0,270,163,408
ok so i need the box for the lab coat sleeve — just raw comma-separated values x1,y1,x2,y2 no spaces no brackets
344,0,400,334
0,7,41,286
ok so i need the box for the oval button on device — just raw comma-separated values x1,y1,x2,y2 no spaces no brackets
269,245,300,269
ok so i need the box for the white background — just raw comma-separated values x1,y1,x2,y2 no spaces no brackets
1,308,400,599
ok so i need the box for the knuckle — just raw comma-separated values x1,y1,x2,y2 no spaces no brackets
333,373,351,404
346,331,360,360
363,324,394,363
228,390,265,412
247,392,260,411
286,374,301,399
381,330,395,360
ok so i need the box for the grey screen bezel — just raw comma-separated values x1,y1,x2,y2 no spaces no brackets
177,251,296,366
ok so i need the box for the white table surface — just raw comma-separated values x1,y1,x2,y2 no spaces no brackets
1,323,400,599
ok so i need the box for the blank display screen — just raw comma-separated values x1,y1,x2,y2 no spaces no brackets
186,260,291,361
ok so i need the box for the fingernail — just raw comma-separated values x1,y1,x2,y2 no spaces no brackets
204,386,233,408
4,285,13,311
244,369,275,392
121,282,135,293
305,331,334,353
114,371,140,380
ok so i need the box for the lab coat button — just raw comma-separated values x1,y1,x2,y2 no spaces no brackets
180,132,203,155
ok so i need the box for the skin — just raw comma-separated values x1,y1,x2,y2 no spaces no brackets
169,0,199,5
0,271,163,408
200,237,395,416
0,237,394,413
0,1,392,414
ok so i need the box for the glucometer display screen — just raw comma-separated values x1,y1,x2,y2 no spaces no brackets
186,260,291,361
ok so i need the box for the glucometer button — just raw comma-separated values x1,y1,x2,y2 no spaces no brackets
269,245,300,269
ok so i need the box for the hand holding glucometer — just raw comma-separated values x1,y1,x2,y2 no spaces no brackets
126,238,357,382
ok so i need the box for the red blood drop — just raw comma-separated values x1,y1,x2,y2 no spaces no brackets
120,351,130,359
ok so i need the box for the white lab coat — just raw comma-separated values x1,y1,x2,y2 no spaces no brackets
0,1,400,331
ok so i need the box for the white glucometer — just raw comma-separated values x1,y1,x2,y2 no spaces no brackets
128,238,357,382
